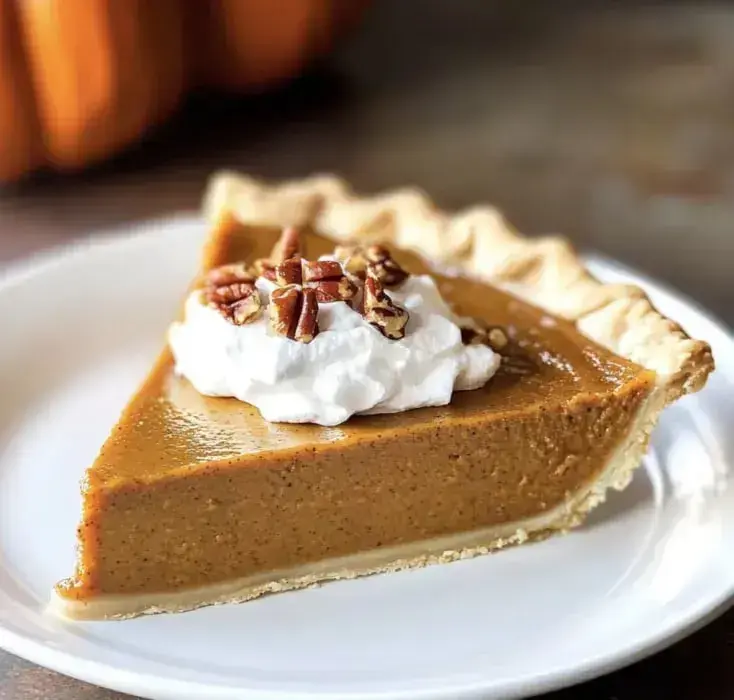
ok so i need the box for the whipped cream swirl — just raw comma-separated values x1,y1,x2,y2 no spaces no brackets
169,274,500,426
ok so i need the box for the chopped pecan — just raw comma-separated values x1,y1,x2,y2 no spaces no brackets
207,281,256,306
365,245,409,286
460,320,509,352
269,285,319,343
459,319,485,346
362,270,409,340
269,285,300,336
459,319,535,375
334,244,408,287
302,260,358,303
202,268,262,325
333,245,370,279
252,227,303,281
250,258,276,281
229,293,264,325
204,263,255,288
274,258,303,286
271,226,302,262
488,327,510,351
302,260,341,283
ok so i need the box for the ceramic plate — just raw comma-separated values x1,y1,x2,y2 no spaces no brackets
0,217,732,700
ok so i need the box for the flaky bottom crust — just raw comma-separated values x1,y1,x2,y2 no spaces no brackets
50,390,663,621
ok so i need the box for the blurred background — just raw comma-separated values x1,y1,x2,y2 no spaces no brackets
0,0,732,323
0,1,733,698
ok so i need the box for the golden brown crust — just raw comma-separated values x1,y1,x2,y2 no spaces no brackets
204,172,714,403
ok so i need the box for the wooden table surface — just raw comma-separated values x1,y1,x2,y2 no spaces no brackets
0,1,732,698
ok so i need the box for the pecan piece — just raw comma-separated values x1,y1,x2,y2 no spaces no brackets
202,263,262,325
362,270,409,340
204,281,262,326
204,263,254,288
333,245,369,279
207,281,256,306
229,293,264,325
269,285,319,343
274,258,303,286
250,258,277,281
251,227,303,281
271,226,302,262
334,244,409,287
459,320,535,375
365,245,409,287
302,260,358,303
460,320,509,352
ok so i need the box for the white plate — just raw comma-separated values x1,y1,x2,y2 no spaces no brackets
0,216,732,700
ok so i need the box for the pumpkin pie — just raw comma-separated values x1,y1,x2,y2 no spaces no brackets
51,173,714,620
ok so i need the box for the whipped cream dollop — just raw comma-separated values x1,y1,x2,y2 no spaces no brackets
169,274,500,426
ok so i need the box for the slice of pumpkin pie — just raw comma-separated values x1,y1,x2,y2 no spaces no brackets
51,173,714,619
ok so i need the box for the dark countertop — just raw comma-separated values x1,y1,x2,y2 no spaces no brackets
0,1,732,698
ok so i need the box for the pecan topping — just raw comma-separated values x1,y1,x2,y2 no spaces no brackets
271,226,302,262
333,245,370,278
460,320,509,352
274,258,303,286
302,260,358,303
273,258,359,304
203,264,262,325
204,263,254,288
269,285,319,343
250,258,276,281
459,319,535,375
207,281,256,306
361,270,409,340
334,244,408,287
488,328,509,351
229,294,264,325
252,227,303,282
365,245,409,287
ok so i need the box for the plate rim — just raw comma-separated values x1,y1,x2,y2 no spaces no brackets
0,216,732,700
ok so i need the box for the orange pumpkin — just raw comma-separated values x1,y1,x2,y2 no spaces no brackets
0,0,368,182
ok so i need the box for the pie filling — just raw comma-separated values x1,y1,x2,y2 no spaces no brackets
54,223,656,615
50,477,621,621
